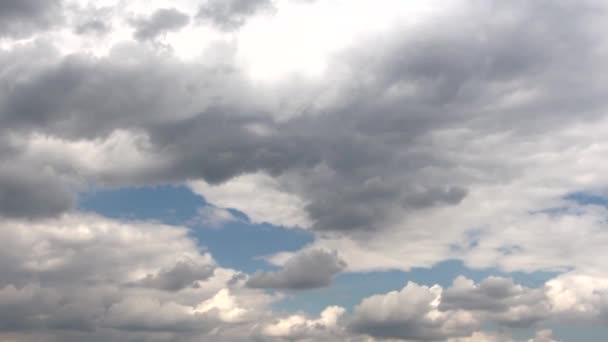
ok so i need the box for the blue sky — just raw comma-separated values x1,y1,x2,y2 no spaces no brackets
80,184,568,338
76,184,608,342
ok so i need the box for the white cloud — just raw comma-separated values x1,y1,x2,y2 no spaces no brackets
261,305,346,340
190,172,311,229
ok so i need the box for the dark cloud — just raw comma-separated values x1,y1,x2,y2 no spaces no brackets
131,8,190,41
0,0,605,231
246,249,346,289
0,166,75,219
74,19,110,36
197,0,274,31
0,0,63,37
133,260,215,291
349,282,476,341
440,276,550,328
0,214,234,339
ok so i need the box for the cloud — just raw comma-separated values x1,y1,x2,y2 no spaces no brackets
190,172,311,228
131,8,190,41
246,249,346,289
349,281,478,341
440,276,550,328
350,273,608,341
193,205,240,228
3,1,608,339
0,0,604,241
0,165,75,219
260,305,346,341
132,259,215,291
0,0,63,38
528,329,561,342
0,214,599,342
197,0,274,31
0,213,272,339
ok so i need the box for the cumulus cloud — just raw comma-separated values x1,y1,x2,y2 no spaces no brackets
246,249,346,289
197,0,274,31
350,281,478,341
0,0,63,37
350,274,608,341
4,0,608,340
529,330,561,342
0,213,286,341
0,165,75,219
190,172,311,229
440,276,550,327
260,305,346,341
131,8,190,41
132,259,215,291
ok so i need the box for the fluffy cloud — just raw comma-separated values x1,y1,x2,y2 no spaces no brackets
260,306,346,341
0,213,275,340
131,259,215,291
528,330,561,342
190,172,311,229
440,276,550,327
131,8,191,41
349,274,608,341
247,249,346,289
0,213,600,342
350,282,477,341
4,0,608,340
0,0,63,38
197,0,274,31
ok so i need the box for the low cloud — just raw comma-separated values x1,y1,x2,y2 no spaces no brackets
247,249,346,289
197,0,274,31
131,8,190,41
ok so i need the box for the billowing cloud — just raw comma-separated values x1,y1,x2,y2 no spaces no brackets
350,282,478,341
0,0,63,37
247,249,346,289
4,0,608,340
131,8,190,41
131,259,215,291
0,213,277,340
440,276,550,327
529,330,561,342
260,305,346,341
197,0,274,31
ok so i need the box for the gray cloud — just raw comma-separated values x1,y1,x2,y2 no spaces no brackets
0,166,75,219
74,19,110,36
132,260,215,291
0,0,63,37
197,0,274,31
530,330,561,342
0,0,604,231
246,249,346,289
349,282,477,341
440,276,550,328
6,1,608,339
348,276,575,341
0,214,256,340
131,8,190,41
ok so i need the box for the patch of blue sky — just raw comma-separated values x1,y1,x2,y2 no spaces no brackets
549,325,608,342
78,185,313,273
527,191,608,217
79,185,560,332
272,259,558,315
564,191,608,206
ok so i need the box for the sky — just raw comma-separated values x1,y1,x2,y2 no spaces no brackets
2,0,608,341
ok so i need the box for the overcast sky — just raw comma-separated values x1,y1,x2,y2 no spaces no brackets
1,0,608,341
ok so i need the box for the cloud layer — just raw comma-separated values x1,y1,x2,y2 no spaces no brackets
2,0,608,340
